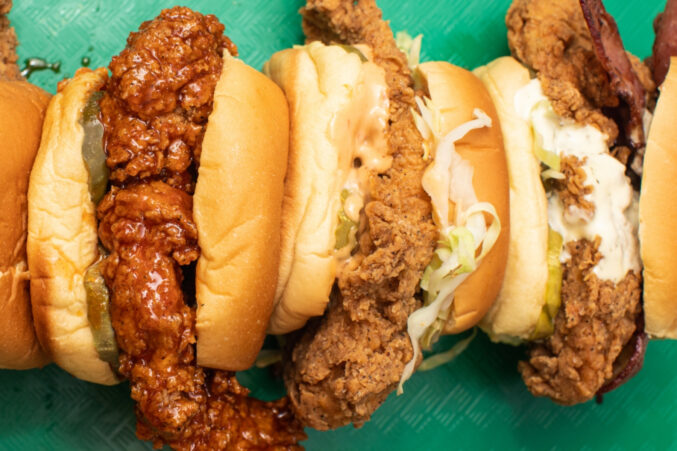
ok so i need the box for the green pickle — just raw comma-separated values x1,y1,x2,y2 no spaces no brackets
335,211,356,249
530,228,564,340
84,257,119,368
81,92,117,367
338,44,368,62
80,91,109,204
335,189,358,250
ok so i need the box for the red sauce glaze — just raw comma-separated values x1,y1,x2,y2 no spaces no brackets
96,7,305,450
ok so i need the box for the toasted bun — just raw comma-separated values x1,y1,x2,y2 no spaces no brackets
265,42,376,334
641,57,677,339
27,68,119,384
194,54,289,370
474,57,550,341
416,62,510,334
0,80,50,369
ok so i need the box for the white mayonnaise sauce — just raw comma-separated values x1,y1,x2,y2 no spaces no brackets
514,79,640,282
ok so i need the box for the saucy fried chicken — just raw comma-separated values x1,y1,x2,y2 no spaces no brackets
97,8,304,449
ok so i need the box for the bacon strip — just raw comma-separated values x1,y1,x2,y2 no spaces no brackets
579,0,646,149
596,316,648,401
651,0,677,86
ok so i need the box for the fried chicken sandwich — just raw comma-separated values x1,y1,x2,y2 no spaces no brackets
27,7,304,449
264,0,509,429
476,0,659,405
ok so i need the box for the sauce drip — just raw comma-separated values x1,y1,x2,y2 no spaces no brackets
20,57,61,78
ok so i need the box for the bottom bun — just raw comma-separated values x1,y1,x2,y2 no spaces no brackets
0,80,50,369
28,68,118,384
474,57,550,341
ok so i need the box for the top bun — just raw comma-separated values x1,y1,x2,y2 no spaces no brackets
640,57,677,338
474,56,550,341
27,68,119,384
0,80,50,369
194,54,289,370
265,42,384,334
416,62,510,334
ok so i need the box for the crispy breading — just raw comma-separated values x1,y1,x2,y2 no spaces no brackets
519,239,641,405
554,155,594,215
508,0,647,405
507,0,619,142
284,0,437,430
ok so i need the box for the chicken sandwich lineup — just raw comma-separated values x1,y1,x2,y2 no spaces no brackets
0,0,675,449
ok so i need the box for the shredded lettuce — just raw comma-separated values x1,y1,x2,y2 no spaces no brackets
533,127,560,171
418,328,478,372
413,97,439,161
398,100,501,394
541,168,565,180
529,101,564,179
417,98,492,228
395,31,423,70
254,349,282,368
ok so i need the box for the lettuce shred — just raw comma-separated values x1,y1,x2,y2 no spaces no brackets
397,98,501,394
395,31,423,70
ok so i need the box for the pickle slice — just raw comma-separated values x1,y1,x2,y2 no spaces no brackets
338,44,368,62
335,210,356,250
530,228,564,340
335,189,358,250
80,91,109,204
84,258,119,368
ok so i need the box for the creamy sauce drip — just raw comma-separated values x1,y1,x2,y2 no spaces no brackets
514,79,640,282
330,56,391,268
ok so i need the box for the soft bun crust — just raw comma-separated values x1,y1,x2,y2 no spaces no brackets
474,57,549,341
194,54,289,370
264,42,371,334
417,62,510,334
0,80,50,369
641,57,677,339
27,68,118,384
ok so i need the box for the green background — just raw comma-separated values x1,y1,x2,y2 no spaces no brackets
3,0,675,449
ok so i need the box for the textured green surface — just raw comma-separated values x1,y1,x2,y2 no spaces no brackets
2,0,675,450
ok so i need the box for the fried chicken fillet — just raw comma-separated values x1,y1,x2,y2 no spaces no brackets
506,0,654,405
97,8,304,449
507,0,654,146
283,0,437,430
